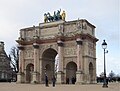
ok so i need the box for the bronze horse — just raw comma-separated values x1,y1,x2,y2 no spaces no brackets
47,12,54,22
44,9,63,23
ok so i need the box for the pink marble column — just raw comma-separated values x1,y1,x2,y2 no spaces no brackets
57,40,64,71
33,43,39,72
77,44,80,71
76,38,83,71
57,40,64,84
18,45,24,73
76,38,83,84
32,43,39,83
17,45,25,83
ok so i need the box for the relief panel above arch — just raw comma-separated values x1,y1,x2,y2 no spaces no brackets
64,41,77,57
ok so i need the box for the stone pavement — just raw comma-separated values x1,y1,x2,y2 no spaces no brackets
0,82,119,91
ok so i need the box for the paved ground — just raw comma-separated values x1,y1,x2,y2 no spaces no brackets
0,82,119,91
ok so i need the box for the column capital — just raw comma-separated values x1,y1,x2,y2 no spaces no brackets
17,45,24,50
33,43,39,49
76,38,83,45
57,40,64,47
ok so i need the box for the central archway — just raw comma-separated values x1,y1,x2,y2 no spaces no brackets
42,48,57,83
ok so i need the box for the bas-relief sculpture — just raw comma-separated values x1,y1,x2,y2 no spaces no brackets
64,47,76,56
24,49,34,59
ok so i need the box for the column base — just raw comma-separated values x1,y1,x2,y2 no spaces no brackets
56,71,64,84
76,71,84,84
16,72,25,83
31,72,40,84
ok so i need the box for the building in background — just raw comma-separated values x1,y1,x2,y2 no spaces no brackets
0,41,13,82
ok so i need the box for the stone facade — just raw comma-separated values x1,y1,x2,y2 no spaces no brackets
0,41,13,81
16,19,98,84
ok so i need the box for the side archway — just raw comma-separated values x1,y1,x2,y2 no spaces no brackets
26,63,34,83
66,62,77,84
89,62,94,83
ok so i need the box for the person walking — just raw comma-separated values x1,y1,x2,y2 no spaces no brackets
66,78,69,84
45,75,49,87
71,77,75,84
52,76,56,87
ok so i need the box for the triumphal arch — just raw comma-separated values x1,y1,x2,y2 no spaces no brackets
16,11,98,84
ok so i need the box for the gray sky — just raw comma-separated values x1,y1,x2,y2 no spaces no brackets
0,0,119,76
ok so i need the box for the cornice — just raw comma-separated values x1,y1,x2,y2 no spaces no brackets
16,33,98,45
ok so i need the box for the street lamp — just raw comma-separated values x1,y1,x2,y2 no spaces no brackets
102,40,108,88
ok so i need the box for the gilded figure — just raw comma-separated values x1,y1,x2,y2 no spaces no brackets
61,10,66,21
44,13,48,23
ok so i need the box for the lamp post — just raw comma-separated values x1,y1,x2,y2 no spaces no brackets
102,40,108,88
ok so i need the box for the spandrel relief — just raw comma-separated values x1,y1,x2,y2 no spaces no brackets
64,57,77,63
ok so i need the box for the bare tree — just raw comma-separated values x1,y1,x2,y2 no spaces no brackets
9,46,19,73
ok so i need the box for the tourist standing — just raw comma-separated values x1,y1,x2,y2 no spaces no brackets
45,75,49,87
66,78,69,84
52,76,56,87
71,77,75,84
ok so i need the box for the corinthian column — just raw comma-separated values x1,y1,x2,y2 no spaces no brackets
57,40,64,84
76,38,83,71
76,38,83,84
57,40,64,71
17,45,24,83
33,43,39,72
32,43,39,83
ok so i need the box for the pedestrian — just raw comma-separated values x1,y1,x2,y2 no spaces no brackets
66,78,69,84
71,77,75,84
52,76,56,87
45,75,49,87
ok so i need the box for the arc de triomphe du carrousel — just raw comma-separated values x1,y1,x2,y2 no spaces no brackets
16,10,98,84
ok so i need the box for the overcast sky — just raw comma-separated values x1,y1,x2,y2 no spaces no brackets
0,0,119,76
